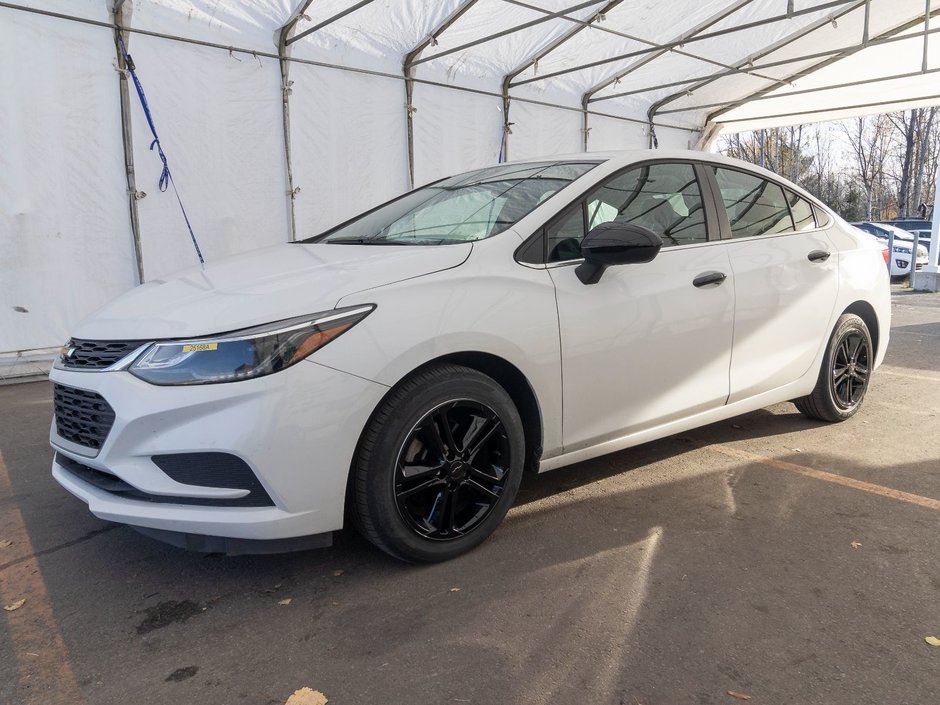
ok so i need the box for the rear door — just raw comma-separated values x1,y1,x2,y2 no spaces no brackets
706,165,839,403
544,161,735,452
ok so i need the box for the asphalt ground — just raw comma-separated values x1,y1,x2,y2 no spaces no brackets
1,289,938,705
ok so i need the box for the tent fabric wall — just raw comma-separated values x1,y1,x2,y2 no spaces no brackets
125,35,290,280
1,0,939,358
0,9,136,354
290,66,409,237
411,84,504,187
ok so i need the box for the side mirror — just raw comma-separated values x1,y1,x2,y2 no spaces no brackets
575,222,663,284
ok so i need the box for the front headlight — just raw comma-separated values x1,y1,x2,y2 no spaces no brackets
128,305,374,385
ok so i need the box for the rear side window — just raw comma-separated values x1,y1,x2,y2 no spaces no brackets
713,167,793,238
546,162,708,262
787,191,816,230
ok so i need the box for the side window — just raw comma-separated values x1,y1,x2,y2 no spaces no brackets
787,191,816,231
713,167,794,237
546,162,708,262
812,204,832,228
546,204,586,262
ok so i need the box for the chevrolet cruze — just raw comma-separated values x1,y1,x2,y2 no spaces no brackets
49,151,890,562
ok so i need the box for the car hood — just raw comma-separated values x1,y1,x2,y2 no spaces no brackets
72,242,472,340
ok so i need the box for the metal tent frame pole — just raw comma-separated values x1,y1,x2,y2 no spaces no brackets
645,0,867,126
578,0,761,149
658,66,940,116
0,2,699,136
711,93,940,124
111,0,145,284
277,0,315,243
510,0,858,88
501,0,625,162
408,0,603,68
914,163,940,291
403,0,481,188
698,7,940,124
594,12,938,103
285,0,376,46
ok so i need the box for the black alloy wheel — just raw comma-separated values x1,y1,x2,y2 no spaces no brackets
829,330,870,409
351,363,525,562
394,400,511,540
794,313,873,422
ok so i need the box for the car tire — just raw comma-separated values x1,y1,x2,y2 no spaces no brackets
350,363,525,562
794,313,873,423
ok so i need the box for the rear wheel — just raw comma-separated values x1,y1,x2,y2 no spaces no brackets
350,364,525,562
794,313,872,422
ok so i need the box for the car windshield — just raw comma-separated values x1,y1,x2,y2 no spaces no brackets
305,161,599,246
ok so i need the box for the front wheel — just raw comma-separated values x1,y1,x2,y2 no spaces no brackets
794,313,873,422
350,364,525,562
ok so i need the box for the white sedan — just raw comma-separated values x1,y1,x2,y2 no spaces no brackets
49,151,890,562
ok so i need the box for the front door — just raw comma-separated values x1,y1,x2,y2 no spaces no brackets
546,161,735,453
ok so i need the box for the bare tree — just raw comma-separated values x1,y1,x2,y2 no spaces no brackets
913,107,938,216
841,115,893,220
888,109,919,217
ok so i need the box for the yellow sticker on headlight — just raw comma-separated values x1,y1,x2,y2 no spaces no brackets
182,343,218,352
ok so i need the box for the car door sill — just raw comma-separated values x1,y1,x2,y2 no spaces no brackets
537,377,813,473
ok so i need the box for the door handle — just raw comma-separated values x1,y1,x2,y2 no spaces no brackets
693,271,727,288
808,250,831,262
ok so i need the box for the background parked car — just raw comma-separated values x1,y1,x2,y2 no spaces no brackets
852,221,928,278
881,218,932,232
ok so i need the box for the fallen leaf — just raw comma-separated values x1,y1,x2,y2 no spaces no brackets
851,541,862,549
926,636,940,646
727,692,752,701
278,598,292,606
792,448,802,453
3,599,26,612
450,587,461,593
285,687,328,705
332,570,344,577
0,539,12,548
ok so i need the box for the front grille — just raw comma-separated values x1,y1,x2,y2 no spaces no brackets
55,454,274,508
62,339,147,370
53,384,115,450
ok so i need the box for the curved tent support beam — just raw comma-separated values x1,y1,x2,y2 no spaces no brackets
646,0,867,128
698,6,940,125
277,0,316,242
403,0,481,188
583,0,757,101
111,0,145,284
514,0,855,89
286,0,376,47
597,3,932,104
409,0,603,69
580,0,759,150
501,0,625,160
659,61,940,117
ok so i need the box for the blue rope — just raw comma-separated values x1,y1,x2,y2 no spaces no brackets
117,35,205,267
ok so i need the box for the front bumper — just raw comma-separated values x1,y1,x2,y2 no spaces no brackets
49,359,388,542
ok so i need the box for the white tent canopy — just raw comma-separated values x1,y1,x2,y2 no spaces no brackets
1,0,938,357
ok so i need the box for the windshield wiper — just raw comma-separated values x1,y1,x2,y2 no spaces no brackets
328,238,413,245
